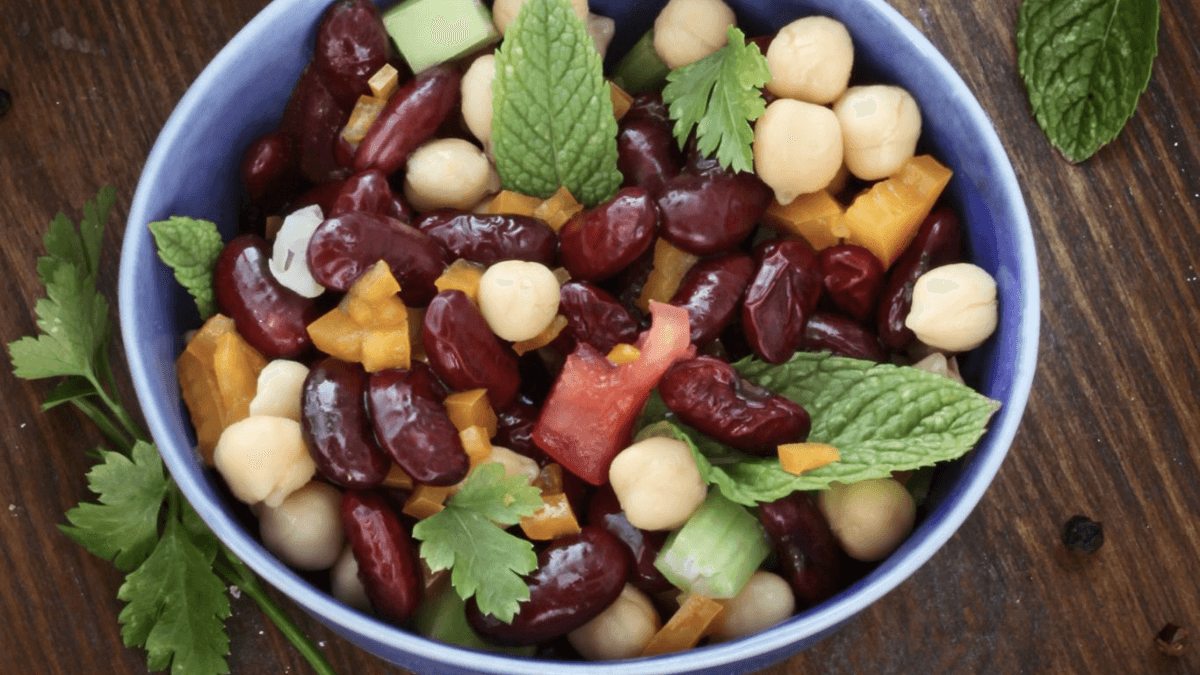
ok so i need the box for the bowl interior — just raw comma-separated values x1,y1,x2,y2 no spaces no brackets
119,0,1038,673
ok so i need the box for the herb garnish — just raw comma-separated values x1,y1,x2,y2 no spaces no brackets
148,216,224,319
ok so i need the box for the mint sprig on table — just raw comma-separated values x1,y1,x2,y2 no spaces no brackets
8,189,337,675
491,0,622,207
149,216,224,319
1017,0,1160,162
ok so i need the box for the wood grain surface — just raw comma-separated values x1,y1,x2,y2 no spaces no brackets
1,0,1197,673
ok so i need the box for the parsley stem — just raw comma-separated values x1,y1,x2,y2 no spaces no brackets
69,396,134,454
87,367,149,446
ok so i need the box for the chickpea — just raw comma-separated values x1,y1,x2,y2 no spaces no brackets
248,359,309,421
833,84,922,181
818,478,916,562
608,436,707,531
480,445,541,485
257,481,344,571
331,544,372,613
710,571,796,642
493,0,588,34
765,16,854,105
477,260,561,342
586,13,616,60
904,263,998,353
403,138,501,212
568,584,661,660
753,98,844,205
213,415,315,508
653,0,736,69
461,54,496,147
911,351,966,385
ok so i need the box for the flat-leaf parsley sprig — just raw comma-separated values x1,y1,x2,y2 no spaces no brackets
8,188,337,675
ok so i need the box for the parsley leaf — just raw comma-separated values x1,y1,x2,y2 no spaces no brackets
662,26,770,174
149,216,225,319
412,463,543,623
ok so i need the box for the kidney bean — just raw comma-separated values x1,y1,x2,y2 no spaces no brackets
605,244,655,320
367,368,469,486
586,484,672,593
877,206,963,352
214,234,318,358
240,131,301,211
819,244,885,323
557,188,657,281
416,210,557,267
291,177,346,215
341,490,423,623
401,360,448,402
617,103,680,198
306,211,445,305
517,350,558,406
669,251,755,346
742,239,824,364
279,64,351,184
804,311,887,362
385,191,414,223
300,358,392,488
683,134,722,176
494,399,550,463
552,281,640,355
423,290,521,409
656,169,771,255
758,491,841,606
329,169,394,218
658,356,810,455
313,0,393,110
354,66,460,176
622,91,671,126
466,527,630,646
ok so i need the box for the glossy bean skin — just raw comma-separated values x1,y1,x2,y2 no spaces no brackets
354,66,460,175
557,188,658,281
658,356,810,456
494,399,550,463
307,211,446,305
758,491,841,606
656,169,772,255
291,177,346,215
341,490,423,623
819,244,885,323
616,94,680,198
804,311,887,362
586,484,672,593
466,527,630,646
329,169,406,219
877,206,963,352
367,368,469,486
552,281,640,355
742,239,824,364
279,64,350,184
313,0,393,110
240,130,301,210
669,251,755,346
300,358,392,488
214,235,319,358
416,210,557,267
423,290,521,409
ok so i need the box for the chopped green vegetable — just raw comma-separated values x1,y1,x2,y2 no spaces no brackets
491,0,622,206
662,26,770,174
654,489,770,599
383,0,500,74
1017,0,1160,162
611,29,671,94
148,216,224,319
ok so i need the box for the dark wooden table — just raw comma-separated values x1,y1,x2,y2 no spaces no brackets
2,0,1197,673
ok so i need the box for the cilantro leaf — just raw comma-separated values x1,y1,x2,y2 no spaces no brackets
60,441,170,571
412,463,543,622
491,0,622,206
662,26,770,174
148,216,225,319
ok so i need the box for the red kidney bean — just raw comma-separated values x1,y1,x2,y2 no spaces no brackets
494,399,550,464
465,527,630,646
354,66,460,176
385,191,414,223
214,235,318,358
367,368,469,486
517,350,558,406
551,281,640,355
684,134,723,176
415,210,557,267
804,311,887,362
669,251,755,347
586,484,672,594
401,360,448,402
279,64,351,184
300,358,392,488
423,290,521,409
607,244,656,319
877,206,963,352
240,131,301,210
341,490,423,623
819,244,885,323
557,188,657,281
757,491,841,606
329,169,395,218
291,177,346,215
313,0,393,110
746,33,775,53
656,169,771,255
742,239,824,364
658,356,810,455
622,91,671,126
617,100,680,198
306,211,445,305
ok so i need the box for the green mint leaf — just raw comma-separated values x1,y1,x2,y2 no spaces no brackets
491,0,622,207
149,216,224,319
60,441,170,571
412,463,542,623
1017,0,1160,162
118,516,232,675
662,26,770,174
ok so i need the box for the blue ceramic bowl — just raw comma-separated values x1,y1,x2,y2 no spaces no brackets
120,0,1038,673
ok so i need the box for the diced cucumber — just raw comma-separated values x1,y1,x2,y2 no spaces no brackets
611,29,671,95
654,489,771,599
383,0,501,74
415,582,536,656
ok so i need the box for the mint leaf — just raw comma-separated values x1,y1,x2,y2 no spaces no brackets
149,216,224,319
412,463,543,622
491,0,622,206
662,26,770,174
1017,0,1160,162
